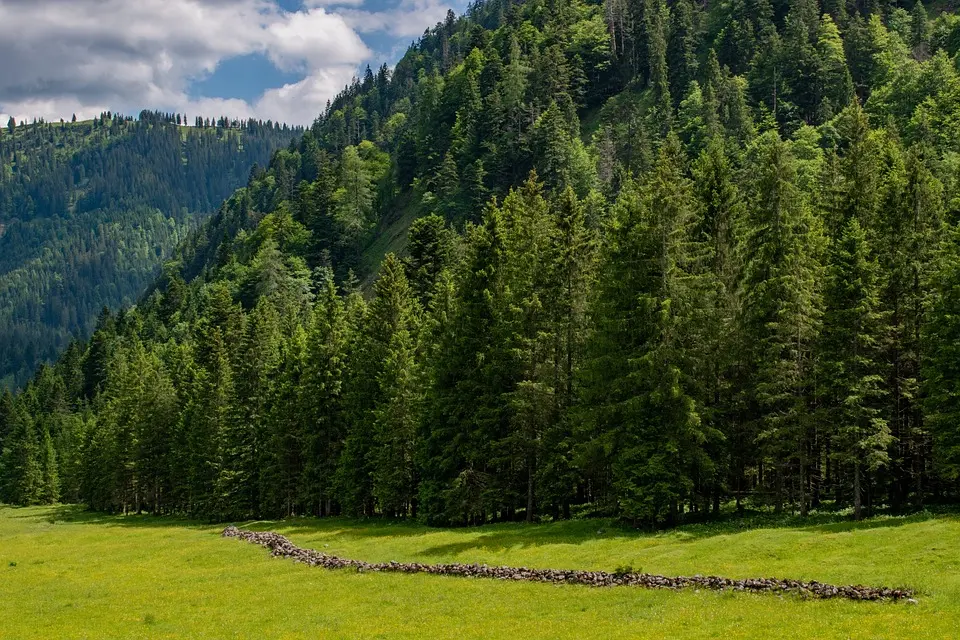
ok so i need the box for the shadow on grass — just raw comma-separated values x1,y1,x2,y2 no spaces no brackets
2,503,958,557
0,504,217,532
414,510,960,558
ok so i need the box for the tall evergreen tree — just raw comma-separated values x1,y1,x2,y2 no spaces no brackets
368,255,422,517
1,404,42,505
821,218,891,520
740,131,824,514
580,137,715,525
301,269,351,516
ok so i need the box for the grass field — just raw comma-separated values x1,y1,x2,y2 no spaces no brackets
1,506,958,639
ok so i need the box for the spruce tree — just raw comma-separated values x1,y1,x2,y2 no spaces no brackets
815,15,854,121
877,145,943,507
821,218,891,520
218,301,280,519
301,269,350,516
420,203,507,524
264,325,308,517
692,137,744,510
741,131,824,514
924,224,960,484
1,405,42,505
494,177,555,521
644,0,672,132
580,137,714,525
368,255,422,517
40,427,60,504
667,0,700,106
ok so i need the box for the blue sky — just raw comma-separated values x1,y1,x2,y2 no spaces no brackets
0,0,467,126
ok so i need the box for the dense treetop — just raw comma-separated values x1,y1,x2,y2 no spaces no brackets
0,112,301,389
7,0,960,528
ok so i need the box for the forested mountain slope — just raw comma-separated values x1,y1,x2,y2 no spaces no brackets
0,113,300,389
8,0,960,528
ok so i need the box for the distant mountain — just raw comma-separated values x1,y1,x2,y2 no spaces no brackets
0,112,301,388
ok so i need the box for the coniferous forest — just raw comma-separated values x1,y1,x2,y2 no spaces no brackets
7,0,960,529
0,112,301,389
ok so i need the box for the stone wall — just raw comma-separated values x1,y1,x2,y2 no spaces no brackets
222,526,914,602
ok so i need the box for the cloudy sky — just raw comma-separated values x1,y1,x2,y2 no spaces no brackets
0,0,465,126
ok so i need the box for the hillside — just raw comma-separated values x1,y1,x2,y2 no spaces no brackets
7,0,960,534
0,113,301,389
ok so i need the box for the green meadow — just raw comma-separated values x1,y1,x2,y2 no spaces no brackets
2,505,958,639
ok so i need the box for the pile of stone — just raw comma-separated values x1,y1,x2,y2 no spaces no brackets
222,526,914,602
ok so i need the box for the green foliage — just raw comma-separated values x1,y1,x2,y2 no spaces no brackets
0,114,299,389
11,0,960,526
821,218,891,520
924,224,960,481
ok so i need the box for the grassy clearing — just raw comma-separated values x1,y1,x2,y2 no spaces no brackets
1,506,958,638
359,192,421,289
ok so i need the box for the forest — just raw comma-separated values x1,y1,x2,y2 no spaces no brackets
0,112,300,389
5,0,960,529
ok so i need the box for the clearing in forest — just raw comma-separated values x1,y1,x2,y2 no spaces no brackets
1,505,957,639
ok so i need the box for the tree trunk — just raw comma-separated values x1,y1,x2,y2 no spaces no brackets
526,460,535,523
853,459,862,521
800,450,808,517
775,460,784,514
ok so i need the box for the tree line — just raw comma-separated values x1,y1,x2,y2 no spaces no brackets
5,0,960,527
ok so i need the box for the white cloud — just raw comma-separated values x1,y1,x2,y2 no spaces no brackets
0,0,462,126
255,65,359,124
266,8,369,71
303,0,367,6
341,0,452,38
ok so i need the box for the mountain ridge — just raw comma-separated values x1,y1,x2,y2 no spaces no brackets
0,112,301,388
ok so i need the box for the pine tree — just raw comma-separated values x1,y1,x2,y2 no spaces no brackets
368,255,422,517
667,0,700,107
217,301,280,519
924,224,960,483
580,137,714,525
301,269,350,516
821,218,891,520
40,427,60,504
692,137,744,510
1,405,42,505
741,131,824,514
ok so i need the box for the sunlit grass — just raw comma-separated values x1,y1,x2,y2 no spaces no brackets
1,505,957,638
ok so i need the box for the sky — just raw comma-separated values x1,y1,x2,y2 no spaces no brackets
0,0,467,127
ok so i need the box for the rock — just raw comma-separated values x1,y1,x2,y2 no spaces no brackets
221,526,915,603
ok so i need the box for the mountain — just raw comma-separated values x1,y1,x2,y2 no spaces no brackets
0,112,301,388
6,0,960,526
